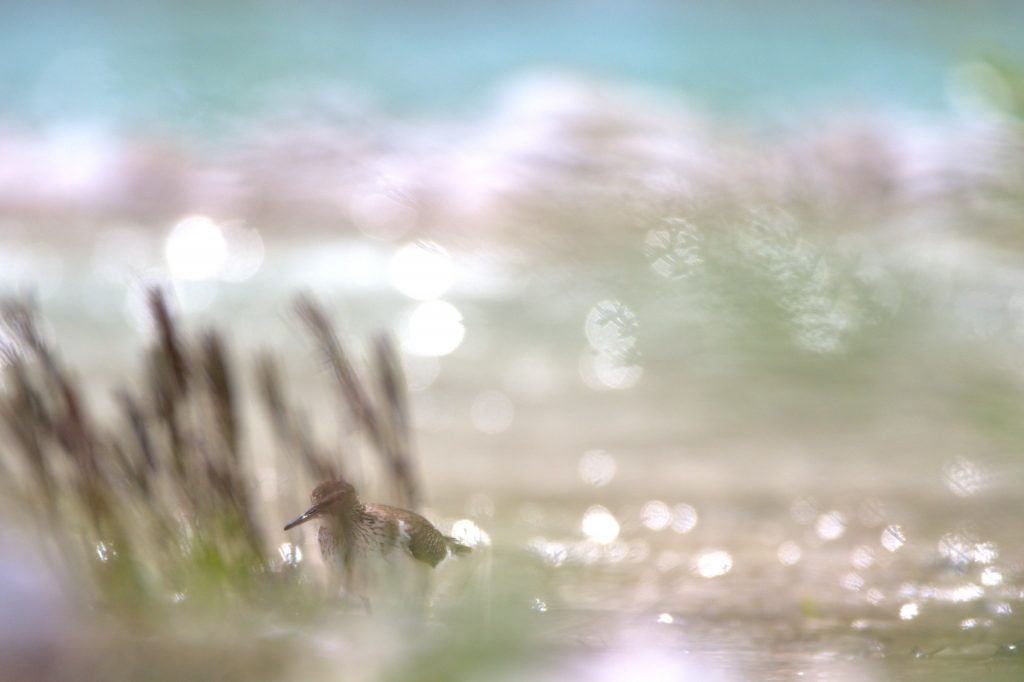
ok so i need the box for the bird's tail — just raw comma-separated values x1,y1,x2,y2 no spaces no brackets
445,536,472,557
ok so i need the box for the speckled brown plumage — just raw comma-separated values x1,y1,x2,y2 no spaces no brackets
285,480,471,576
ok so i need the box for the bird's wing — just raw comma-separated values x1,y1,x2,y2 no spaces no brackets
364,503,449,567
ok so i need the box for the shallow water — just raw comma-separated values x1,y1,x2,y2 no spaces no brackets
7,224,1024,680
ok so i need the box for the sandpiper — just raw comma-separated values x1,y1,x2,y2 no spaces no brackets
284,480,471,606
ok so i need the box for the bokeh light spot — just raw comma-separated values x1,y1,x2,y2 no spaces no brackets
401,300,465,357
814,511,846,541
777,541,802,566
981,566,1003,586
671,504,698,534
451,519,491,548
584,299,638,356
899,603,920,620
578,449,617,487
851,545,875,570
644,217,703,279
841,572,865,591
582,506,620,545
390,241,454,300
579,348,643,391
641,500,671,531
694,550,733,578
943,457,987,497
881,525,906,552
165,215,227,281
528,538,567,567
278,543,303,566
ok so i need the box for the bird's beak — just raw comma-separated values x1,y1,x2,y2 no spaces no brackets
284,504,320,531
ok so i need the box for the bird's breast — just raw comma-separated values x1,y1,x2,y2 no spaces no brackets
317,515,403,562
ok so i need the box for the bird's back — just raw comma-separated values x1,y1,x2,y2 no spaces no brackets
364,503,467,567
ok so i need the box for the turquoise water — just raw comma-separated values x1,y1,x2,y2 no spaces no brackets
3,0,1024,132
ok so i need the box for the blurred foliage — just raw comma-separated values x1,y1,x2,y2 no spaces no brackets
0,292,424,619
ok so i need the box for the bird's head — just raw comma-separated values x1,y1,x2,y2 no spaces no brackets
283,479,359,530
